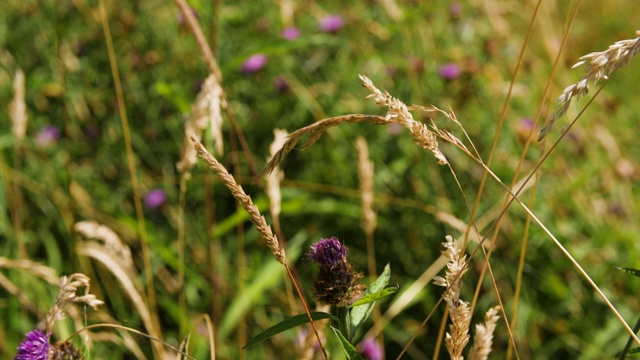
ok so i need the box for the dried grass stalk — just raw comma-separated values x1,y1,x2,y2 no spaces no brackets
191,136,286,264
468,306,501,360
433,235,471,360
178,73,226,173
45,273,104,333
267,129,288,220
260,114,388,178
10,69,27,141
539,30,640,141
359,74,448,165
355,137,377,235
75,221,133,267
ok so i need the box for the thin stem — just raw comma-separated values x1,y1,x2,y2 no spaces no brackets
98,0,161,356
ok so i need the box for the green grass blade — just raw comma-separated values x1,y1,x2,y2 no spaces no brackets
244,312,337,349
331,325,364,360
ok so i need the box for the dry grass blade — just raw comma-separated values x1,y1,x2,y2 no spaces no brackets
191,136,286,264
259,114,387,178
178,73,226,173
10,68,27,140
539,30,640,141
45,273,104,334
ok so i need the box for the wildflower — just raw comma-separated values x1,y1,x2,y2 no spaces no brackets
359,336,383,360
241,54,268,74
15,329,50,360
438,63,462,80
144,188,167,209
319,15,343,33
35,125,60,147
176,7,198,29
307,237,364,306
273,76,289,92
449,3,463,19
281,27,300,41
514,117,535,143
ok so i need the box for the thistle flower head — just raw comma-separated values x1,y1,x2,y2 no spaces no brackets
307,237,364,306
307,236,347,267
15,329,50,360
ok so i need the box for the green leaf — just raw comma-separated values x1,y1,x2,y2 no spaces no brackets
244,312,337,349
350,264,392,338
331,326,364,360
618,267,640,278
350,286,399,308
626,346,640,356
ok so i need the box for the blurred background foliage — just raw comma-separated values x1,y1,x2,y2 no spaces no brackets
1,0,639,358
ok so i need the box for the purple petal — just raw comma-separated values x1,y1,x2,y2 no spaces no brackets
15,329,50,360
241,54,268,74
438,63,461,80
281,27,300,41
319,15,343,33
144,189,167,209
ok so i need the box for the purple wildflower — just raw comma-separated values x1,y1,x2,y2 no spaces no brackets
514,117,535,143
449,3,463,19
176,7,198,28
15,329,50,360
438,63,462,80
307,237,364,306
144,189,167,209
273,76,289,92
307,237,347,267
359,337,384,360
319,15,343,33
241,54,268,74
35,125,61,147
281,27,300,41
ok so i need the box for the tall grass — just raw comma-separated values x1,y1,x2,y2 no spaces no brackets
1,0,640,359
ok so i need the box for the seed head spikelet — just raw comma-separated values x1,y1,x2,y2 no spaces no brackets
468,306,501,360
539,30,640,141
191,136,285,264
433,236,471,360
359,74,447,164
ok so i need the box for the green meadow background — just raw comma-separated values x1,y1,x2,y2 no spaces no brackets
1,0,639,358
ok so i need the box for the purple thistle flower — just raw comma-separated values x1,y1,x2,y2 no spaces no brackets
35,125,61,147
281,27,300,41
359,336,384,360
307,237,364,306
438,63,462,80
307,237,347,267
241,54,268,74
15,329,50,360
319,15,343,33
144,188,167,209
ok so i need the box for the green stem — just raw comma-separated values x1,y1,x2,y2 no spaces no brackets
336,306,351,342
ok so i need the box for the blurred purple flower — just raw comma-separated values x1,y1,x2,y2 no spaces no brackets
438,63,461,80
15,329,50,360
388,122,403,136
319,15,343,33
308,237,346,267
176,7,198,28
241,54,268,74
449,2,463,19
281,27,300,40
273,76,289,92
144,189,167,209
35,125,61,147
359,336,383,360
515,117,535,143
